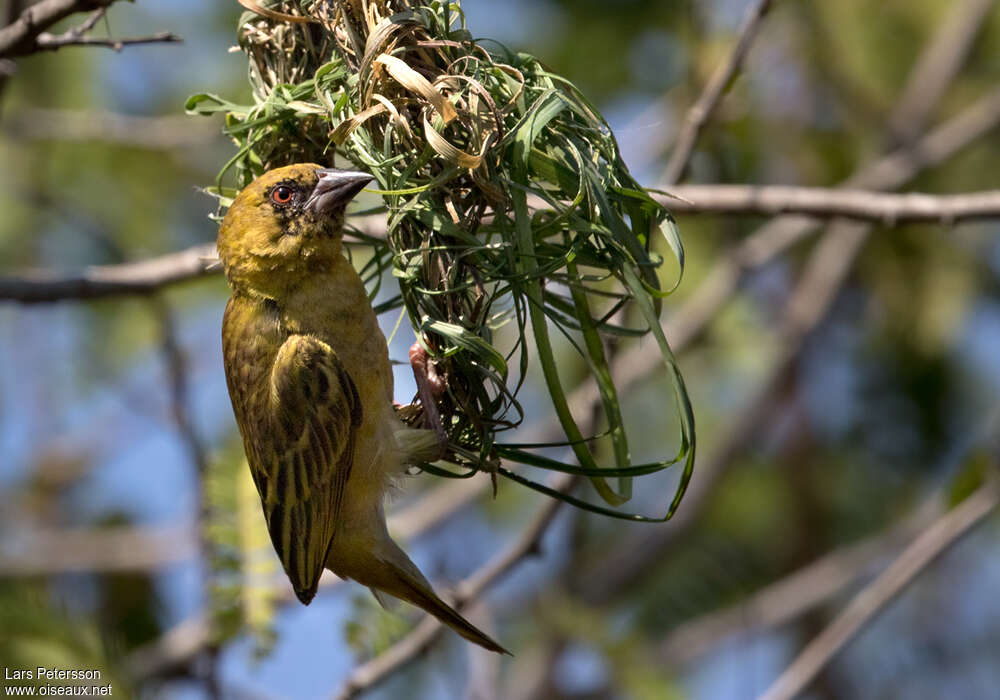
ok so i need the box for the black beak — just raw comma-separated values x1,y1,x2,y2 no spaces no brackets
305,169,374,214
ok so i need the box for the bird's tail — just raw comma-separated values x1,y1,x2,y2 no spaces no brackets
353,539,510,654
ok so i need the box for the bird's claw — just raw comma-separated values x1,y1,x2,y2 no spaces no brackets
409,342,449,452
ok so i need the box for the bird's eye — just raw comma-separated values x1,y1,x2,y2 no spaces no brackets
271,186,294,204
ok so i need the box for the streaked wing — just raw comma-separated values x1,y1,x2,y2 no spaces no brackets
256,334,362,604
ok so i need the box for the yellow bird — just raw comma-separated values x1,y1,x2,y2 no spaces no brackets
217,163,507,654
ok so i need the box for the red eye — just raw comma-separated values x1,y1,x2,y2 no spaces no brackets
271,186,294,204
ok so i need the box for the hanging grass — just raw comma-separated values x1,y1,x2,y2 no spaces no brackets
188,0,695,520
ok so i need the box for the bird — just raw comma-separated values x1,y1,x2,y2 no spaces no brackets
217,162,508,654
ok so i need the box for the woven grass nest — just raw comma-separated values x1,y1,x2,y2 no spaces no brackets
189,0,694,520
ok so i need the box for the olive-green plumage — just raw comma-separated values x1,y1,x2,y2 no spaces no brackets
218,163,507,654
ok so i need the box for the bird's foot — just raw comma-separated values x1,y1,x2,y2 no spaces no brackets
409,342,449,454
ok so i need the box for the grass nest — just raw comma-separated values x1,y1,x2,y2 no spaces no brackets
189,0,695,520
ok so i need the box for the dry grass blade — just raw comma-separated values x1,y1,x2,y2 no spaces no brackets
374,54,456,122
237,0,318,24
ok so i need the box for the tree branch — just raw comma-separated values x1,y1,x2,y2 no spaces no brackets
758,477,1000,700
0,1,179,57
664,185,1000,225
0,213,393,304
0,243,219,303
0,0,115,58
35,27,180,52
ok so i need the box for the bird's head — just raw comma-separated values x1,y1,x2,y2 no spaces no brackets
216,163,373,298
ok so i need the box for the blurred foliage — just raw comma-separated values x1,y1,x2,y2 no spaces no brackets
0,585,129,695
344,593,421,658
204,441,280,652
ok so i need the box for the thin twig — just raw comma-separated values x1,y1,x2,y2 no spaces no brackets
31,8,180,53
663,0,775,184
333,475,576,700
0,0,117,58
1,1,180,56
126,616,210,680
662,185,1000,225
757,477,1000,700
0,0,26,106
34,29,181,52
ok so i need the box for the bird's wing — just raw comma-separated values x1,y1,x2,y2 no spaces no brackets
256,334,362,604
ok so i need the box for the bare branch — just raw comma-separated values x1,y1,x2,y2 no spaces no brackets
0,0,179,58
758,477,1000,700
18,150,1000,306
31,7,180,52
663,0,775,184
0,214,392,304
0,0,116,58
664,185,1000,225
333,475,575,700
0,243,219,303
35,28,180,52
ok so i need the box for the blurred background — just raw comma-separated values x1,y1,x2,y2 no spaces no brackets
2,0,1000,698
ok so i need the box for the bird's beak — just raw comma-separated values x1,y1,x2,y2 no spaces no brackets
305,169,374,214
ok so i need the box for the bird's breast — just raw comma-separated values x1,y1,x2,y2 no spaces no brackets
282,263,398,469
